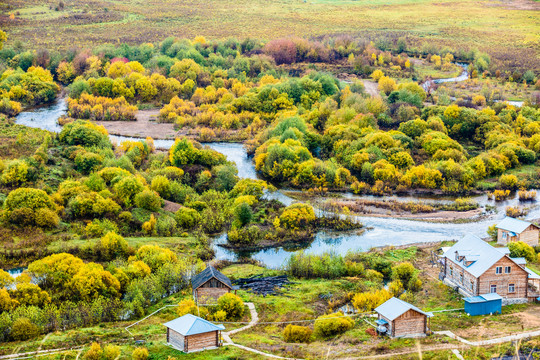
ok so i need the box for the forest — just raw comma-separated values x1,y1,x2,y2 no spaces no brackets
0,1,539,357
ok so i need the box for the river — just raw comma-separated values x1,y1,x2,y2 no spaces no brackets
13,95,535,267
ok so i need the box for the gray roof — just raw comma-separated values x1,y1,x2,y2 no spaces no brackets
375,297,431,321
496,217,537,234
510,257,527,265
442,234,517,277
163,314,225,336
526,267,540,280
191,266,232,290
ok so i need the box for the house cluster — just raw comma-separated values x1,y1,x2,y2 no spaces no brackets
162,216,540,351
440,217,540,304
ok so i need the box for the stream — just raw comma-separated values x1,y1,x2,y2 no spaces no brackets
13,93,534,267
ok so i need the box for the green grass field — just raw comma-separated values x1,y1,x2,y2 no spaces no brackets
1,0,538,57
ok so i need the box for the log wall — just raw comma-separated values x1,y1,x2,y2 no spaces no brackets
478,256,528,298
185,331,219,352
393,309,427,338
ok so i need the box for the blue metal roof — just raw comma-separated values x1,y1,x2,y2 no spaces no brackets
163,314,225,336
375,319,388,325
375,297,431,321
464,293,502,303
496,217,536,234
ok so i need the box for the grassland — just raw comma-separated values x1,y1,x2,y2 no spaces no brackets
0,0,539,60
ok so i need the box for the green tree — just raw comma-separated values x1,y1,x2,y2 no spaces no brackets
217,293,245,320
508,241,536,262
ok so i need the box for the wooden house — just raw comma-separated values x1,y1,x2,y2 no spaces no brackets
192,266,233,304
441,234,539,302
164,314,225,353
496,217,539,246
374,297,432,338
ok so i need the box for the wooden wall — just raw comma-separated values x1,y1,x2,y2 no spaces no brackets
478,256,528,298
195,287,230,304
497,226,539,246
167,328,186,352
185,331,219,352
393,309,427,338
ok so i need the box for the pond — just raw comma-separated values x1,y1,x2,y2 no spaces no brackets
14,98,538,268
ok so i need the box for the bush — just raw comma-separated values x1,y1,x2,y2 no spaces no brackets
282,324,312,343
83,342,103,360
508,241,536,262
132,347,148,360
59,120,109,148
1,160,28,186
103,345,120,360
352,289,392,311
217,293,244,320
175,207,201,229
499,174,518,189
67,94,137,121
279,203,316,230
85,219,119,238
11,317,40,341
134,189,162,211
99,232,129,260
314,312,354,338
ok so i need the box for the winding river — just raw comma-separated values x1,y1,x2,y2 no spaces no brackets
13,92,534,267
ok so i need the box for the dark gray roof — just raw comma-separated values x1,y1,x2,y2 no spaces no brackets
191,266,232,290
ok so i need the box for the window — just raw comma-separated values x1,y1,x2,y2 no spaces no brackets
508,284,515,293
495,266,502,274
470,281,474,290
449,267,453,276
503,232,508,239
459,274,463,283
505,266,511,274
490,285,497,293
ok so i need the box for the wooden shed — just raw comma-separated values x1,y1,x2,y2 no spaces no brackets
164,314,225,353
496,217,539,246
191,266,233,304
374,297,433,338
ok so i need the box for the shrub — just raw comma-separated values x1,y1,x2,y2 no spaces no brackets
99,232,129,260
279,203,316,230
83,342,103,360
59,120,109,148
67,94,137,121
150,175,171,198
85,219,119,238
217,293,244,320
75,151,104,174
212,310,227,322
11,318,40,341
132,347,148,360
177,298,198,317
134,189,162,211
505,206,528,218
499,174,518,189
1,160,28,186
518,190,536,201
34,208,60,228
352,289,391,311
103,345,121,360
508,241,536,262
282,324,312,343
314,312,354,338
175,207,201,229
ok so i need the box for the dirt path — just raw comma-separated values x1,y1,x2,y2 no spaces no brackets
362,80,379,97
95,109,177,139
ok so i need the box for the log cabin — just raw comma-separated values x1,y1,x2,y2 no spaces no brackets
374,297,432,338
164,314,225,353
191,266,233,304
496,217,539,246
441,234,540,302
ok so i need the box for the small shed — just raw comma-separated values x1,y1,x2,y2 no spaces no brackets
496,217,539,246
464,293,502,316
191,266,233,304
374,297,433,338
164,314,225,353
